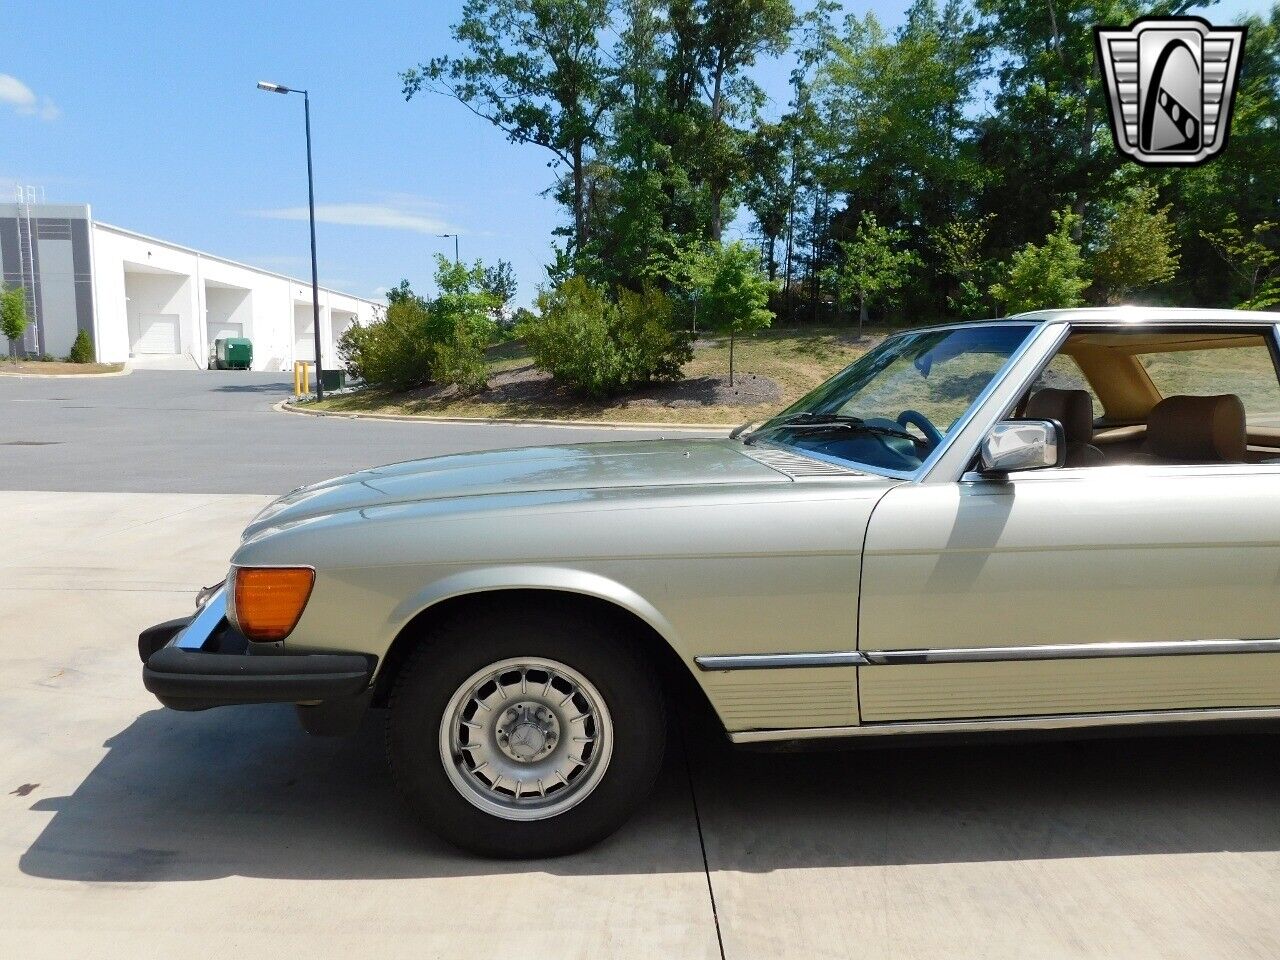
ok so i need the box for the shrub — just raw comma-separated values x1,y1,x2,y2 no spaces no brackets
522,278,691,397
614,286,691,383
989,209,1089,314
338,257,498,392
68,329,95,363
523,278,622,397
339,296,435,391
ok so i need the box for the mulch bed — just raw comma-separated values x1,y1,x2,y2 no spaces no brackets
393,363,782,412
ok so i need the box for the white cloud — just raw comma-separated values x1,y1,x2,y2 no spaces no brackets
0,74,59,121
252,200,458,235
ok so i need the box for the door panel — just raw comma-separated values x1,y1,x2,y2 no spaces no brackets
134,313,179,354
858,466,1280,721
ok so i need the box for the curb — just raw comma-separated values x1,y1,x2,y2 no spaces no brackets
276,400,732,433
0,364,132,380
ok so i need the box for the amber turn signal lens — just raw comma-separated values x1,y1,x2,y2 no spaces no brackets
230,567,315,642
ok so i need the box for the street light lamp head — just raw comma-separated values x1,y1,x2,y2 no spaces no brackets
257,81,290,94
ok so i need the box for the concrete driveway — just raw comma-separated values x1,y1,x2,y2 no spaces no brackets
3,373,1280,958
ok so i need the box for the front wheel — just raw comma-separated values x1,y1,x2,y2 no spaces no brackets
386,609,666,858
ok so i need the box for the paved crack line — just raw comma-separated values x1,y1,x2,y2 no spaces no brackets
678,712,728,960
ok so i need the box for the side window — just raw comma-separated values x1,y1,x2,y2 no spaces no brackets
1136,342,1280,429
1028,353,1103,419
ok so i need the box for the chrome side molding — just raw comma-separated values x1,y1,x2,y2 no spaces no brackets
730,706,1280,744
695,651,867,671
863,638,1280,665
697,638,1280,671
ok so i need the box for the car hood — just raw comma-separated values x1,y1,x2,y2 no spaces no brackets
242,438,816,538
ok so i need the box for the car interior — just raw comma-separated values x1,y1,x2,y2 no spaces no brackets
1012,329,1280,467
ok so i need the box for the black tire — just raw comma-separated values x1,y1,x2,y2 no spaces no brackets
386,606,666,858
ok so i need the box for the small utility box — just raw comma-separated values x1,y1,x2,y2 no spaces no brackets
212,337,253,370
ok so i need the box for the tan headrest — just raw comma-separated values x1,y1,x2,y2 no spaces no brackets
1025,388,1094,445
1146,394,1246,462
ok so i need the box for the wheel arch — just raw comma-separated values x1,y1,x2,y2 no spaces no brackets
372,569,718,725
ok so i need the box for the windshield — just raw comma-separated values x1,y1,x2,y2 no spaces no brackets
750,324,1035,474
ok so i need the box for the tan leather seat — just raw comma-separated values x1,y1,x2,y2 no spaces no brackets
1025,388,1104,467
1139,394,1246,464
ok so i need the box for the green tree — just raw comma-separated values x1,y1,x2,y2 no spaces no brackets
684,0,796,240
816,0,985,239
1165,7,1280,306
385,279,422,307
406,0,615,257
825,213,918,333
688,240,774,385
481,260,518,307
426,256,502,390
1200,215,1280,308
931,214,995,319
990,209,1089,313
1092,184,1180,304
973,0,1135,250
1,285,28,357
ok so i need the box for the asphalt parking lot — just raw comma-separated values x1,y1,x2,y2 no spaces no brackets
0,369,696,494
4,371,1280,958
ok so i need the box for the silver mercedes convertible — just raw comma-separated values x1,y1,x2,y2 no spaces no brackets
140,307,1280,856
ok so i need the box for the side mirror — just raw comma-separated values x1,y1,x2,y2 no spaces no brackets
979,419,1065,474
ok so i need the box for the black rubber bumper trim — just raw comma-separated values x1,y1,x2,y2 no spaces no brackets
143,646,374,711
138,616,194,663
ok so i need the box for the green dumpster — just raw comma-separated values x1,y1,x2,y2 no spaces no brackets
213,337,253,370
320,369,346,391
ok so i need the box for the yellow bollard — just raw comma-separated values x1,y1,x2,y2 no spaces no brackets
293,361,310,396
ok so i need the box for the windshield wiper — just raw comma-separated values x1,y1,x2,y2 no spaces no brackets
751,412,918,444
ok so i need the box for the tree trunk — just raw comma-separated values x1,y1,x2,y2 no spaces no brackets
858,292,867,338
810,195,824,325
729,329,735,386
784,177,796,322
709,51,726,242
572,140,587,254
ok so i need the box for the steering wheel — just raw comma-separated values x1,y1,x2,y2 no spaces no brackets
897,409,944,449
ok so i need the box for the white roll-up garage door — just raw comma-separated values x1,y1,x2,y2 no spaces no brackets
134,314,180,354
295,330,315,362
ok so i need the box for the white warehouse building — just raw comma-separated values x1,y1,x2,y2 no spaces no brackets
1,201,380,370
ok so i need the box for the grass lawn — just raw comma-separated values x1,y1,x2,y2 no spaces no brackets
0,359,125,376
306,327,886,425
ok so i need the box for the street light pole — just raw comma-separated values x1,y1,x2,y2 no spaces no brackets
438,233,459,265
258,80,324,401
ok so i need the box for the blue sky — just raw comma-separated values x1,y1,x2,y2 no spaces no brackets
4,0,1264,307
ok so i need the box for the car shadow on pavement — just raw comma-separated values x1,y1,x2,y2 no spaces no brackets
18,705,705,883
19,705,1280,882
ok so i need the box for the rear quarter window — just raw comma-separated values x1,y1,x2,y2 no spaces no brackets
1137,340,1280,426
